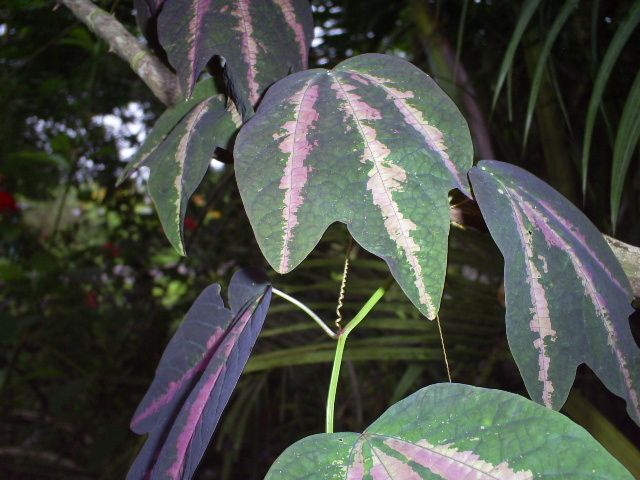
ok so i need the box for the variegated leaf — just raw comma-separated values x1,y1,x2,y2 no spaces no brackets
265,383,633,479
127,267,272,480
139,94,242,255
235,54,473,319
469,160,639,425
157,0,314,116
117,77,220,185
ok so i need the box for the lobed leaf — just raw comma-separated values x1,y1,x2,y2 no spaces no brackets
469,160,639,425
126,267,271,480
235,53,473,319
157,0,314,116
265,383,633,479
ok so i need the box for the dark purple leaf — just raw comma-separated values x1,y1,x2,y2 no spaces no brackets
134,0,166,57
126,267,271,480
469,160,640,425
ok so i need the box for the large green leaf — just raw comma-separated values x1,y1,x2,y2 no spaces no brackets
235,54,473,319
265,383,633,479
157,0,314,117
469,160,639,425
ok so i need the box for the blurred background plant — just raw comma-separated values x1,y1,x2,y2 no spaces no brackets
1,0,639,478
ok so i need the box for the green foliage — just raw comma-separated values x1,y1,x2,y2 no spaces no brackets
267,384,632,479
1,1,639,479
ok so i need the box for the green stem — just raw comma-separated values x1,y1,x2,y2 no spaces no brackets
325,276,395,433
271,288,337,339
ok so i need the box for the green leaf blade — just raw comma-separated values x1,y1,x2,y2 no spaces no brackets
145,94,242,254
581,1,640,195
469,160,639,425
523,0,578,148
235,54,473,318
491,0,543,111
610,69,640,234
265,384,633,479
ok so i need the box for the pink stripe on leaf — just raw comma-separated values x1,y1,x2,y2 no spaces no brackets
275,81,320,272
350,71,469,195
385,437,534,479
331,75,435,317
276,0,310,68
231,0,261,106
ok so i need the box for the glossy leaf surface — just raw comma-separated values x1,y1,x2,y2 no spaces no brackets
126,267,272,480
469,160,639,424
235,53,473,318
157,0,314,116
266,383,632,479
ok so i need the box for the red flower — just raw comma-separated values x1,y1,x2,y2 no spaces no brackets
0,190,19,213
184,216,197,231
84,290,99,308
104,241,121,257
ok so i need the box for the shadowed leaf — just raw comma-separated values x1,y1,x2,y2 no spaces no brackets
235,53,473,318
126,267,272,480
469,160,639,425
265,383,633,479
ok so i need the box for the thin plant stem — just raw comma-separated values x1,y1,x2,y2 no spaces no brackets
436,314,452,382
325,276,395,433
271,287,337,339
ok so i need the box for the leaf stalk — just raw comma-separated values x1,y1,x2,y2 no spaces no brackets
271,288,338,339
325,276,395,433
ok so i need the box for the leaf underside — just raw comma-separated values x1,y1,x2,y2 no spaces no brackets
265,383,632,479
469,160,639,425
126,267,272,480
157,0,314,116
235,53,473,318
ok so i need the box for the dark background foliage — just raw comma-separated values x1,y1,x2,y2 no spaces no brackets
1,0,639,478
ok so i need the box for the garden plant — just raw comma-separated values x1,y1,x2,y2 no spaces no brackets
3,0,640,478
